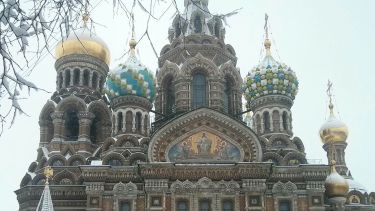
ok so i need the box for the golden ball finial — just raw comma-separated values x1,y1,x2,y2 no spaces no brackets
264,39,271,49
325,160,349,198
129,38,137,49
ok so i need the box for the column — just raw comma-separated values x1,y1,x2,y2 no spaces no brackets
70,69,74,86
132,111,136,132
89,71,93,87
51,112,64,141
141,114,145,135
122,112,126,132
78,111,95,142
38,120,48,144
79,69,84,86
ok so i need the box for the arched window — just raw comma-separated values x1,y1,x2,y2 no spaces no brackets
92,72,98,89
272,110,280,132
121,202,131,211
223,78,233,114
99,76,104,91
282,111,288,131
73,68,80,85
279,200,291,211
117,112,123,133
194,15,202,33
200,199,210,211
59,72,63,89
214,22,220,38
65,70,71,87
125,111,133,133
64,109,79,140
164,77,175,114
193,73,207,108
177,200,188,211
83,69,89,86
263,111,270,132
90,116,99,143
135,112,142,133
222,200,234,211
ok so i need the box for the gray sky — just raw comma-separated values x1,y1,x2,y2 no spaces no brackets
1,0,375,209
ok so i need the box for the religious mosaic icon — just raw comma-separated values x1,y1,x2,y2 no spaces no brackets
167,131,241,162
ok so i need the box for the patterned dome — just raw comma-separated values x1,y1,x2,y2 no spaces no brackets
244,39,298,102
106,39,156,102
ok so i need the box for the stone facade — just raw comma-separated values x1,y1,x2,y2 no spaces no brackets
16,1,375,211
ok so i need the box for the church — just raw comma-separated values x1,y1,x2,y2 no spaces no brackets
15,0,375,210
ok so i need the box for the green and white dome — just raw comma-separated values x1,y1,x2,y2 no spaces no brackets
105,39,156,102
244,39,298,102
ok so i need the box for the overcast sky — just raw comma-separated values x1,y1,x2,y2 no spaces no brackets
1,0,375,209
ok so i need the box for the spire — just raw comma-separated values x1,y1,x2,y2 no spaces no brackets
129,13,137,54
36,166,54,211
264,13,272,56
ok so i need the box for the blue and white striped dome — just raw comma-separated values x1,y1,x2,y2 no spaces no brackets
105,39,156,102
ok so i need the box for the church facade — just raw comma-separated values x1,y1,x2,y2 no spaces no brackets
16,0,375,210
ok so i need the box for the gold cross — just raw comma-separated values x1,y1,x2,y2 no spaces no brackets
44,166,53,184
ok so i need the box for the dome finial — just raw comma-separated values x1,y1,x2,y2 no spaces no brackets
327,80,334,115
264,13,272,56
82,0,90,28
129,13,137,50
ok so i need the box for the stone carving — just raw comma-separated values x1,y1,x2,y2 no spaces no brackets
170,177,240,193
113,182,138,195
272,181,297,196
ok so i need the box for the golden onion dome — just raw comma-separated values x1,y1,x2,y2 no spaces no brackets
55,27,110,65
319,104,348,144
325,160,349,197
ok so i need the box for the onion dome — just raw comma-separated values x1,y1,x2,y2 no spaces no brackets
244,39,298,102
319,101,348,144
105,38,156,102
55,22,110,65
325,160,349,197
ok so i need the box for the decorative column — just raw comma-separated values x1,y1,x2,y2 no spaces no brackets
51,112,64,141
39,120,49,145
89,71,93,87
132,112,136,132
79,69,84,86
78,111,95,142
69,69,74,86
85,182,105,211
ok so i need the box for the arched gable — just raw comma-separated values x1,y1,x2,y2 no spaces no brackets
180,53,219,78
39,100,56,121
148,108,262,162
219,61,242,90
56,94,87,112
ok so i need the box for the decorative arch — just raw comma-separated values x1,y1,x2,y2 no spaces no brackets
128,152,147,165
28,161,38,173
53,169,78,185
102,153,126,166
61,144,76,156
48,154,67,167
263,152,283,165
180,53,218,77
148,108,262,162
292,137,305,152
32,173,46,185
115,134,139,147
102,137,116,152
268,134,295,149
218,61,242,90
190,10,204,33
67,154,86,166
39,100,56,143
281,152,307,166
20,173,32,187
37,157,47,170
88,100,111,143
348,190,365,204
56,95,87,112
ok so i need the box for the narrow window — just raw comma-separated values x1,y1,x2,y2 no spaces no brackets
92,72,98,89
59,72,63,89
214,22,220,38
282,111,288,131
193,73,206,108
65,70,71,87
120,201,131,211
263,111,270,132
164,77,175,114
194,15,202,33
279,200,291,211
117,112,123,133
83,69,89,86
223,78,232,114
222,200,234,211
200,199,210,211
64,109,79,140
177,200,188,211
175,21,181,38
99,76,104,92
73,68,80,85
136,112,142,133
